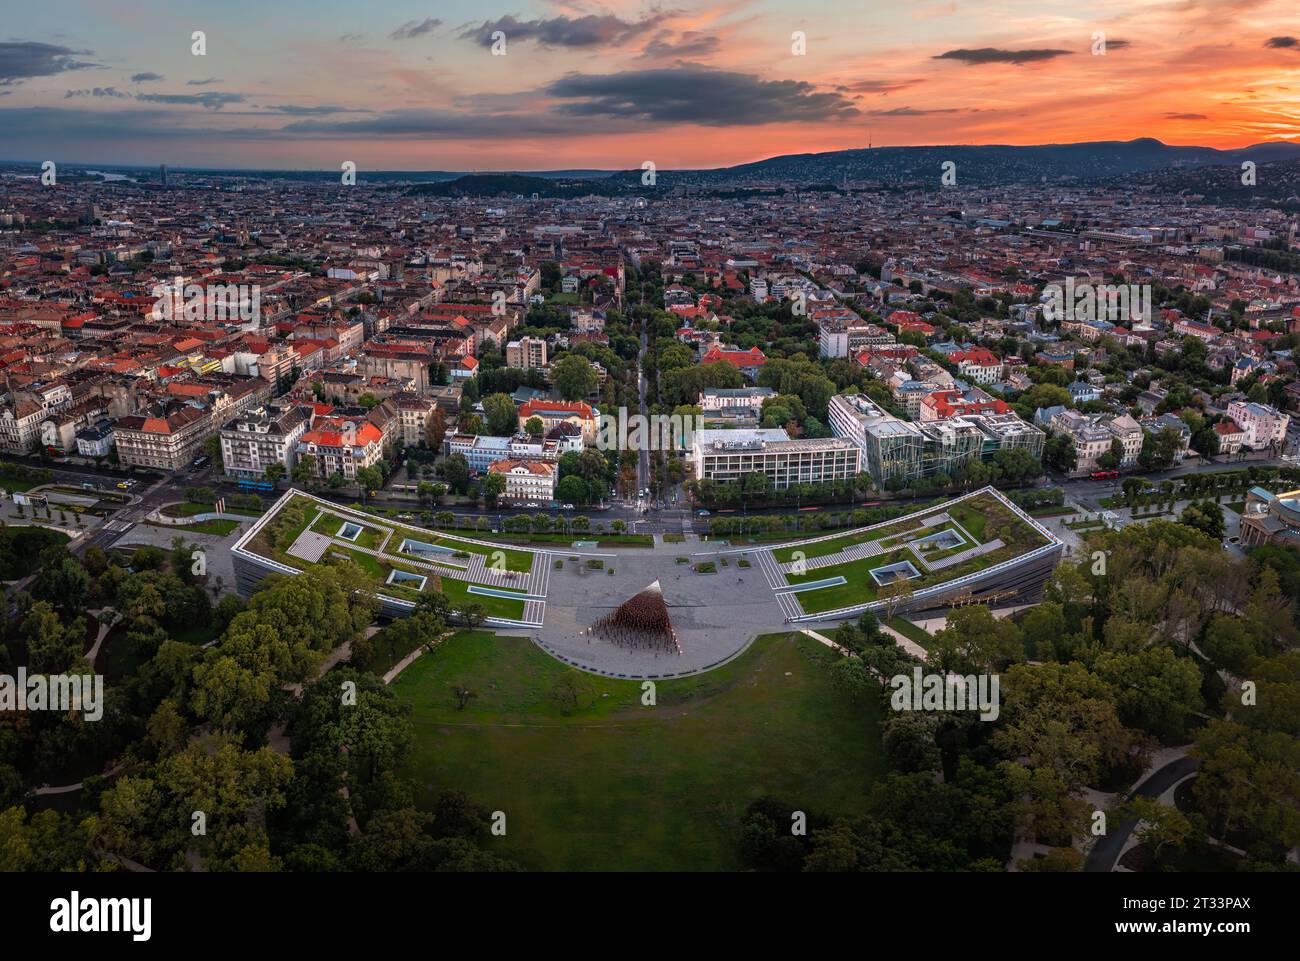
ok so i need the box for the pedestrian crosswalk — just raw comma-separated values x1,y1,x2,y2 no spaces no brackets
753,548,788,589
774,589,803,620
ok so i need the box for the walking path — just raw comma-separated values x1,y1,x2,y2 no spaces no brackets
1084,749,1198,872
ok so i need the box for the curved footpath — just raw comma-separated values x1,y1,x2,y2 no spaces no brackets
1084,754,1199,872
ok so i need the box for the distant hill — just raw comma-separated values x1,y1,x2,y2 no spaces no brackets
634,139,1300,188
403,173,630,198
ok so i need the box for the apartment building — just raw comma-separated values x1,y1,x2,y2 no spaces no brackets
1213,420,1247,455
1227,401,1290,450
220,404,310,481
393,393,438,447
489,458,557,503
506,336,548,370
114,401,213,471
517,399,598,444
0,381,73,453
445,431,565,473
295,417,385,480
690,428,860,490
951,348,1004,385
1050,410,1142,474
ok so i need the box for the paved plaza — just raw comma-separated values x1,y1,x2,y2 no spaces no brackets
534,541,788,679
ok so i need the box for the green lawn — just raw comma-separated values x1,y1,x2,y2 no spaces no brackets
771,517,925,564
886,617,936,650
785,552,895,613
0,475,42,493
162,502,263,518
392,631,883,870
1224,501,1246,515
433,575,527,620
772,531,866,563
947,503,988,540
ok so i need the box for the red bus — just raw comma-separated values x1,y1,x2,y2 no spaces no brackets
1090,470,1120,480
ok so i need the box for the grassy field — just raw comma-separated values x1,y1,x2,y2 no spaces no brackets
391,631,883,870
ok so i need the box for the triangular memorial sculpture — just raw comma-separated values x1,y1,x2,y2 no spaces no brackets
589,580,682,655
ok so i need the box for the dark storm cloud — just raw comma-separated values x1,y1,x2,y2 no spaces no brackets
841,79,923,94
262,104,360,116
130,72,164,83
135,91,245,110
459,13,669,48
0,106,272,140
187,77,222,85
639,30,721,60
389,18,443,41
1104,39,1131,50
1266,36,1298,48
543,66,858,125
863,106,962,116
65,86,128,99
0,41,100,85
933,47,1072,65
1165,112,1208,120
281,109,583,139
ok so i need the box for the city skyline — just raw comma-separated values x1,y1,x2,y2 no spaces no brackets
1,0,1299,170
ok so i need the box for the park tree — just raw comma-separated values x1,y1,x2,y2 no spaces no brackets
31,556,90,616
22,602,81,674
482,471,506,506
441,453,472,495
426,406,448,451
458,603,487,631
1119,796,1194,863
482,393,519,437
930,605,1024,675
556,474,587,505
291,453,317,486
1178,500,1224,541
551,354,598,401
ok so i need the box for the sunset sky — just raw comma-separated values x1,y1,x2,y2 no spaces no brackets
2,0,1299,171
